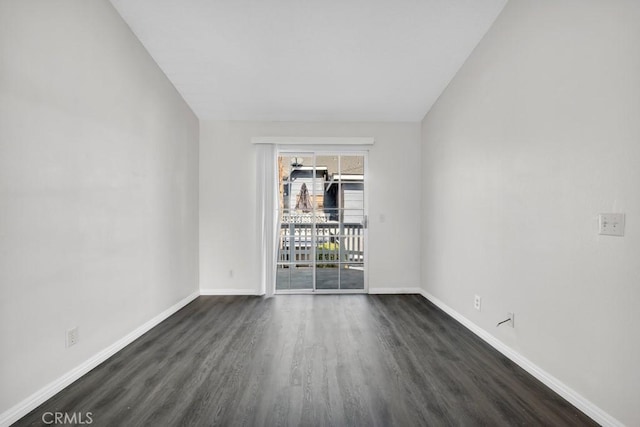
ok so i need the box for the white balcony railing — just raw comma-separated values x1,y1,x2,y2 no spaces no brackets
278,222,364,264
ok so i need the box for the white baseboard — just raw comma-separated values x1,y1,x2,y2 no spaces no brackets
0,291,200,427
419,289,623,427
199,288,260,296
369,287,422,294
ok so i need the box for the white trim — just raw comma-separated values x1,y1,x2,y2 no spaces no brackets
418,289,623,427
199,288,260,296
251,136,374,145
363,153,370,294
0,291,199,427
369,287,422,294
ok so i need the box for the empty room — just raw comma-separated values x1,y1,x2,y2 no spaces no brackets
1,0,638,426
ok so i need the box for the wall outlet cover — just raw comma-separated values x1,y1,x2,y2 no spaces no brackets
599,213,625,236
66,327,79,348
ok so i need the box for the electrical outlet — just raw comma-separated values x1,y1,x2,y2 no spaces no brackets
599,213,625,236
474,295,481,311
66,327,79,348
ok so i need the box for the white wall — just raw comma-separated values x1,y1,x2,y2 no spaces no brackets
0,0,199,418
200,121,421,294
420,0,640,425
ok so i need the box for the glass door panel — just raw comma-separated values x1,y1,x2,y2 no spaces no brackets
336,155,365,290
314,155,338,290
276,154,314,291
275,154,291,291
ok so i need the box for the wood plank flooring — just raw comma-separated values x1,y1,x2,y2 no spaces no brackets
14,295,597,426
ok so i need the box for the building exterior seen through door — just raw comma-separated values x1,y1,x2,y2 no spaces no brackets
276,152,367,292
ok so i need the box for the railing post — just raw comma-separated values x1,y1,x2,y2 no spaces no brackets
289,221,294,264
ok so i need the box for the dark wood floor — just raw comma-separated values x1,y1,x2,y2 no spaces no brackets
15,295,597,426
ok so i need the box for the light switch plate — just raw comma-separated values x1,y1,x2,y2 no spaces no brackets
599,213,625,236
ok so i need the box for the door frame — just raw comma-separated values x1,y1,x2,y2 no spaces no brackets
274,147,369,294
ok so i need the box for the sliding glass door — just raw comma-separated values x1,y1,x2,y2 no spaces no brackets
275,152,367,293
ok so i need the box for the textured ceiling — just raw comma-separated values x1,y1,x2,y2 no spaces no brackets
109,0,507,122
